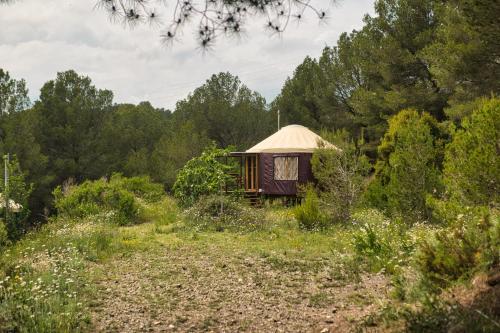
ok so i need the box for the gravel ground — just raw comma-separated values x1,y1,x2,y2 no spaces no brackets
90,242,390,332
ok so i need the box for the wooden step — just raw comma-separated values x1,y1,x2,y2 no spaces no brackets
243,192,261,207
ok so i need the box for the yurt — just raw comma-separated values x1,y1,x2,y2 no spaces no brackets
230,125,337,197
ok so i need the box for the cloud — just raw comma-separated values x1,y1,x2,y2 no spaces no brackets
0,0,374,110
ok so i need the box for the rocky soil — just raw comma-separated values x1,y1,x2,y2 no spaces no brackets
90,243,390,332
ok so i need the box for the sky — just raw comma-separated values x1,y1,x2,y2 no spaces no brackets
0,0,374,110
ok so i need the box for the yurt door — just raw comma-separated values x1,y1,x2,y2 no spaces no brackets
245,155,258,192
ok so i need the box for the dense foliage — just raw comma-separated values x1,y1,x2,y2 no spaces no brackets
412,98,500,289
365,110,446,221
54,174,163,226
173,73,272,150
442,98,500,206
173,146,233,207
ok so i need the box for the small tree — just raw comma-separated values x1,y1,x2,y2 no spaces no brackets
386,117,443,221
173,145,232,207
366,110,446,222
311,136,370,223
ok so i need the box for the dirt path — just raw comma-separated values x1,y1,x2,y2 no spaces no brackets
90,242,390,332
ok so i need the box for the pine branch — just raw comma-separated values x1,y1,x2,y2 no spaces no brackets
95,0,330,48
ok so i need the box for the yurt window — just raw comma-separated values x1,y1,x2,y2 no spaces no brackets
274,156,298,180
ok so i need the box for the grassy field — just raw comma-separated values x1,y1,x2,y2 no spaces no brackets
0,196,498,332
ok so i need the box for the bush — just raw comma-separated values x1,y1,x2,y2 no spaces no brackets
361,178,388,212
53,174,164,225
351,209,421,273
109,174,164,203
416,209,499,286
53,179,107,218
294,187,329,231
102,188,137,226
184,194,267,232
150,121,212,189
173,145,233,207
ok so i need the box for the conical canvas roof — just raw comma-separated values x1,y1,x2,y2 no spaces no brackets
246,124,337,153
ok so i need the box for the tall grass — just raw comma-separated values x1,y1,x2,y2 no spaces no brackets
0,175,167,332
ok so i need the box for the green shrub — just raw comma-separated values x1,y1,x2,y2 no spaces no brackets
102,188,137,225
361,177,389,212
52,175,166,225
109,173,164,203
184,194,267,232
294,187,329,231
351,209,419,273
353,222,385,256
415,98,500,291
173,145,232,207
416,209,499,286
53,179,106,218
352,209,391,271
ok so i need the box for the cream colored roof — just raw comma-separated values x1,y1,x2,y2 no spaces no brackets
246,124,337,153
